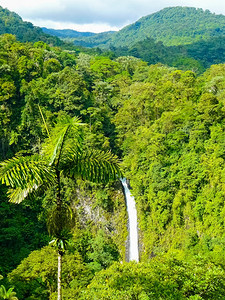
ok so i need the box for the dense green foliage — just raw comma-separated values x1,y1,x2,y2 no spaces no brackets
112,35,225,73
128,35,225,71
0,34,127,293
184,36,225,68
82,256,225,299
2,12,225,296
112,38,204,74
0,274,18,299
113,64,225,265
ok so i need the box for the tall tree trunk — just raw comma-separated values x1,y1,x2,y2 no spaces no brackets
57,251,62,300
56,170,63,300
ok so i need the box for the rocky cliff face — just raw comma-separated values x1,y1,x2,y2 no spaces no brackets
72,180,128,260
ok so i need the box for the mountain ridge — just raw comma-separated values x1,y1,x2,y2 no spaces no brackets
54,6,225,48
41,27,97,38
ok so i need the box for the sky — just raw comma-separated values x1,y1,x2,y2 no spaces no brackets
1,0,225,33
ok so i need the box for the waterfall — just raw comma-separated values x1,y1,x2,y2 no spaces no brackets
121,178,139,262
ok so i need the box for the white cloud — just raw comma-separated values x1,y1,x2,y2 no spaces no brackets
28,19,122,33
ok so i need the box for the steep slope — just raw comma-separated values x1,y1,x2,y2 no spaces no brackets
0,6,64,46
70,7,225,48
114,6,225,47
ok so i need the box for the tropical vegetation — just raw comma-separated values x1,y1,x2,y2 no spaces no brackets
1,5,225,299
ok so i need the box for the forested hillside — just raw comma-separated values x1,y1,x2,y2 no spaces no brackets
1,5,225,74
42,7,225,73
42,27,97,39
1,30,225,299
67,7,225,47
114,64,225,259
0,6,68,46
112,35,225,73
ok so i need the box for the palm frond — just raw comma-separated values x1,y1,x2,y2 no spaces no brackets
0,285,18,300
0,155,55,203
50,124,71,166
49,235,71,254
6,185,38,204
42,116,84,167
38,104,51,139
62,148,122,184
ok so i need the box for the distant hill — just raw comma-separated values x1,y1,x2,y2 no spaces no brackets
66,7,225,48
42,27,97,39
0,6,65,46
43,28,116,48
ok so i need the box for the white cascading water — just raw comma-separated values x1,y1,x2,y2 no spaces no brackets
121,178,139,262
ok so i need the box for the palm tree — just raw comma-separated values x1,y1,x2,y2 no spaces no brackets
0,115,121,300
